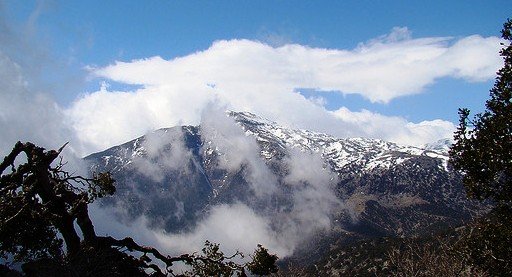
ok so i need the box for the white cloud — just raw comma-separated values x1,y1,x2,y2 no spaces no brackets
132,128,193,183
91,145,346,258
157,203,290,257
65,29,501,153
90,202,290,258
91,28,501,103
279,148,343,243
200,106,278,197
331,107,456,146
0,26,500,156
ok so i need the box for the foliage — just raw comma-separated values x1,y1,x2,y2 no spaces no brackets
386,235,486,276
386,207,512,277
0,141,278,276
247,244,279,276
182,240,246,276
449,19,512,207
183,241,278,277
460,206,512,276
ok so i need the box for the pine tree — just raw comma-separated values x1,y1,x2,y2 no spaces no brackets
449,18,512,276
449,19,512,208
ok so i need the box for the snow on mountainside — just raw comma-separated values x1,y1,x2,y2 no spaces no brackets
422,138,454,152
229,111,450,171
91,111,452,181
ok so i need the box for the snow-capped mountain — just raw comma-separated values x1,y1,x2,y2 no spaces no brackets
229,111,450,172
85,111,483,261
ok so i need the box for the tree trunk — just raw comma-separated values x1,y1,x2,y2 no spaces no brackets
76,203,97,242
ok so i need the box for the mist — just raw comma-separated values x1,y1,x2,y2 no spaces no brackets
132,128,194,183
86,107,348,260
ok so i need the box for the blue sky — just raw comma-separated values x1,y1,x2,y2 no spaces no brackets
0,0,510,154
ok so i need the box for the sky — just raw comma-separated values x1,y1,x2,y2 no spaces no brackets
0,0,511,157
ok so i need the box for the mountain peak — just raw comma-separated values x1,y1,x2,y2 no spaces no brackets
422,138,453,152
227,110,278,126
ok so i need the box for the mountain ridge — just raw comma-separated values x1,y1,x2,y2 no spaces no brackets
84,110,484,268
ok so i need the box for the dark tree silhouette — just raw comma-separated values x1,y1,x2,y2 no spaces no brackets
0,141,278,276
448,19,512,275
449,19,512,208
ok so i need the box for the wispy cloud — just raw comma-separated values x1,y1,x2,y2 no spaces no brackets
0,21,502,156
200,106,278,197
65,28,501,153
331,107,456,147
133,128,193,183
92,28,501,102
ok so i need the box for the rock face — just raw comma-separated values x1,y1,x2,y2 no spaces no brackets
85,111,483,260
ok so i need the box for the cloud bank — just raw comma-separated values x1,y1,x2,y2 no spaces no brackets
65,28,502,153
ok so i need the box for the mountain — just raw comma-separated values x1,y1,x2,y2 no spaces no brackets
84,111,484,270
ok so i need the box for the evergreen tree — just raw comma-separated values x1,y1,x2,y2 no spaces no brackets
449,19,512,276
449,19,512,208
